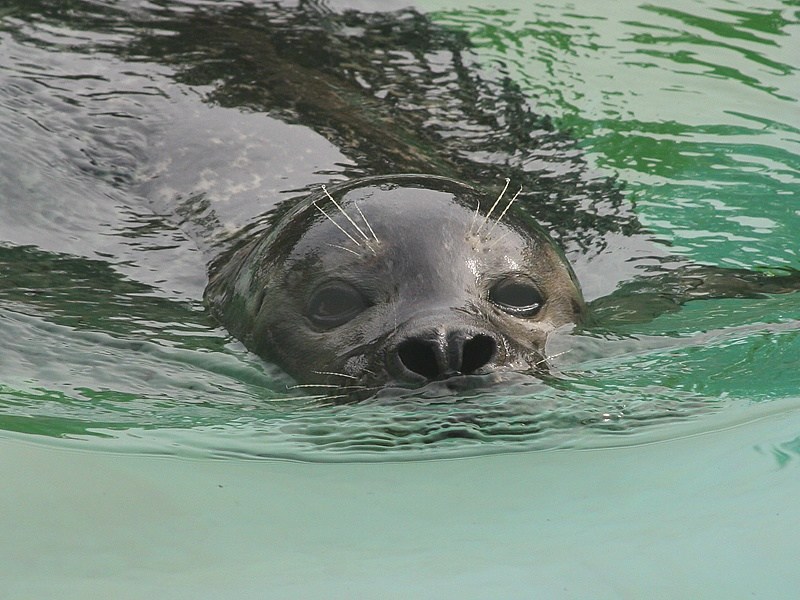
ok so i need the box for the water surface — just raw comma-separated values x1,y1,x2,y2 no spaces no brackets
0,0,797,458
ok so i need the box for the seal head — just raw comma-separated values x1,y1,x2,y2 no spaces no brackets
206,175,585,398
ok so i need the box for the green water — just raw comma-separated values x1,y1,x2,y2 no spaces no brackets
3,407,800,598
429,1,799,265
0,0,798,462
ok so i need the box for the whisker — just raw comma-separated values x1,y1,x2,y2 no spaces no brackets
317,394,349,403
353,201,379,244
326,243,360,256
312,370,358,380
314,201,363,248
486,185,523,237
287,383,343,390
313,385,383,404
468,199,481,236
322,385,383,402
288,383,373,393
322,185,374,250
531,349,572,368
486,230,512,249
475,177,510,235
283,393,330,401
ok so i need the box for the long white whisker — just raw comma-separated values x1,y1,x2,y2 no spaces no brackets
313,201,362,248
468,199,481,236
353,201,379,244
487,186,523,237
284,394,329,401
322,185,372,245
288,383,372,392
318,394,349,402
312,370,358,380
486,230,512,249
323,385,383,402
546,349,572,361
288,383,343,390
316,385,383,403
476,177,510,235
531,349,573,368
326,243,360,256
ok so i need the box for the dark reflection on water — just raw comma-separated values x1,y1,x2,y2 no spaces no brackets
0,245,206,336
0,0,797,459
5,0,638,250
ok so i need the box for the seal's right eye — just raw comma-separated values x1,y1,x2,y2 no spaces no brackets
307,282,368,329
489,278,544,318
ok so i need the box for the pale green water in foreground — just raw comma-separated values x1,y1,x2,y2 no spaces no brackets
1,0,799,596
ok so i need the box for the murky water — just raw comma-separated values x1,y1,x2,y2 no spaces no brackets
0,0,798,464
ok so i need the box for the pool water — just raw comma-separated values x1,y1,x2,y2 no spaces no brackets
1,0,799,596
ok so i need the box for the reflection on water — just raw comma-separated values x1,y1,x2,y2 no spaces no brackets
0,0,798,460
430,1,800,267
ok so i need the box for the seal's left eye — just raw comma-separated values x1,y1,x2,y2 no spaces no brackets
489,278,543,317
307,282,368,329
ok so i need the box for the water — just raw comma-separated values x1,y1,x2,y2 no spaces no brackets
1,0,799,595
1,0,796,460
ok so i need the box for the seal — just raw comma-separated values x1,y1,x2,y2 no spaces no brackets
205,174,585,397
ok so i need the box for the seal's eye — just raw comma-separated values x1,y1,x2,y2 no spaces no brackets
307,282,367,329
489,278,543,317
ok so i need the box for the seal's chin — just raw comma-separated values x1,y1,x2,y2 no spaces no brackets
338,362,550,403
371,376,496,402
361,369,552,404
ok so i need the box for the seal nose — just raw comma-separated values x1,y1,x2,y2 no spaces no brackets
395,329,497,381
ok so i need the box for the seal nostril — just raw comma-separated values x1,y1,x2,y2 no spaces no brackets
396,332,497,381
461,334,496,374
397,339,440,379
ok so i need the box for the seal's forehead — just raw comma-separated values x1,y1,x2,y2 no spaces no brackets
340,185,474,225
337,185,545,252
294,187,542,272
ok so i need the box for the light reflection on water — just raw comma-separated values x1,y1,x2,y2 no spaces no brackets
0,0,798,460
